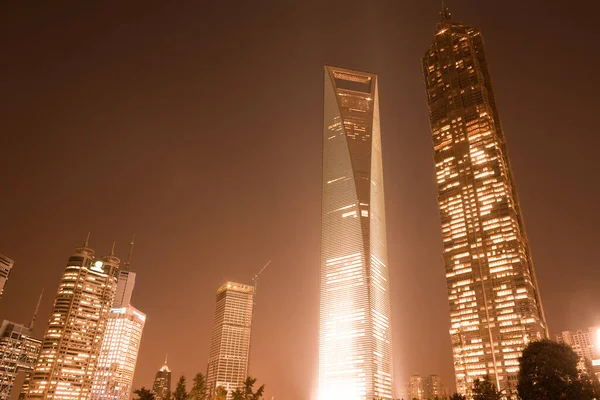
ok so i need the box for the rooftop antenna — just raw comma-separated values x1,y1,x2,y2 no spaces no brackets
110,241,116,256
84,232,91,248
248,260,271,374
123,233,135,271
29,289,44,331
441,0,451,20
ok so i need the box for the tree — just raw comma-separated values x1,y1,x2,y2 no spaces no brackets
173,376,188,400
134,387,156,400
449,394,466,400
518,339,594,400
231,377,265,400
214,386,228,400
472,376,500,400
188,373,207,400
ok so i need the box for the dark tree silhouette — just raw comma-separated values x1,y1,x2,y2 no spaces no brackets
518,339,595,400
472,375,501,400
231,377,265,400
188,373,207,400
173,376,188,400
133,387,156,400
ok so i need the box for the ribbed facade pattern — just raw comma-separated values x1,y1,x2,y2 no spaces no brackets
422,13,547,396
26,247,119,400
206,282,254,399
90,306,146,400
319,66,392,400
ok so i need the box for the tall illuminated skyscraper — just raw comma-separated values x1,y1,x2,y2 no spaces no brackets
422,4,547,395
319,66,393,400
26,238,120,400
91,236,146,400
206,282,254,399
0,254,14,299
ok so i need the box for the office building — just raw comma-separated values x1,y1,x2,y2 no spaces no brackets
0,255,14,299
206,282,254,398
319,66,393,400
26,238,120,399
152,357,171,400
557,327,600,376
422,4,548,395
0,321,41,400
90,306,146,400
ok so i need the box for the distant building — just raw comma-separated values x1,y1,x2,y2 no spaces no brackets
423,375,442,400
422,2,548,395
0,255,14,298
408,375,423,400
206,282,254,398
557,327,600,375
152,358,172,400
0,321,41,400
25,238,120,399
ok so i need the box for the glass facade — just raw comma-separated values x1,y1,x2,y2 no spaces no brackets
26,245,119,399
206,282,254,399
319,66,392,400
90,306,146,400
421,8,547,396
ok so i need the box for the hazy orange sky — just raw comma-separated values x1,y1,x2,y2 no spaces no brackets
1,1,599,398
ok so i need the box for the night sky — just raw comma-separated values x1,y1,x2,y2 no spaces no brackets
2,1,599,398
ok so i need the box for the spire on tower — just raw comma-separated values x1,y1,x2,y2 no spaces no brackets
127,233,135,265
441,0,451,21
29,289,44,331
84,232,91,248
110,241,116,256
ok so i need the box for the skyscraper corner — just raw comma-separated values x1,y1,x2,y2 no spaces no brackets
422,9,547,396
319,66,393,400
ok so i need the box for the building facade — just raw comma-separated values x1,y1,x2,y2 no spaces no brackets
319,66,393,400
152,358,171,400
557,328,600,375
206,282,254,398
408,375,423,400
0,321,41,400
0,255,14,299
422,5,547,395
26,240,120,399
90,306,146,400
422,375,442,400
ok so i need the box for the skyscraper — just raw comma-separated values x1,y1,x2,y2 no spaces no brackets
0,254,14,299
91,235,146,400
206,282,254,398
422,4,547,395
26,238,120,399
152,357,171,400
319,66,393,400
0,321,41,400
90,306,146,400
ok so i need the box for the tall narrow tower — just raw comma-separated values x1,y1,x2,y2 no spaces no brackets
206,282,254,399
422,5,547,395
319,66,393,400
0,254,14,299
26,238,120,399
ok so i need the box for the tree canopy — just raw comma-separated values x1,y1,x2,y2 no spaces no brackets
518,339,595,400
231,377,265,400
188,373,208,400
472,375,501,400
449,394,466,400
134,387,156,400
173,376,188,400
